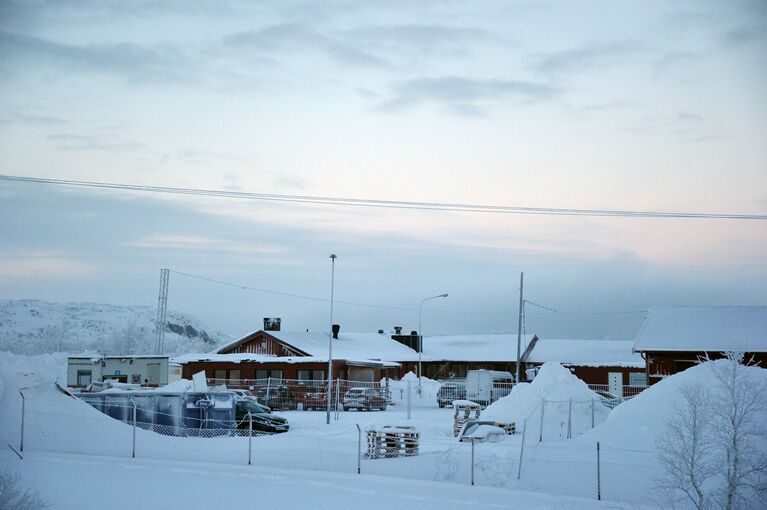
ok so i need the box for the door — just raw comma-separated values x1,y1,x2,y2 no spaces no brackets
147,363,161,385
608,372,623,398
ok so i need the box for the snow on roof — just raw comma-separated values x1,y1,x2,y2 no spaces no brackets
527,339,644,367
421,334,535,362
633,306,767,353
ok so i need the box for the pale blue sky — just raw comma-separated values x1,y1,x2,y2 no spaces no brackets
1,1,765,339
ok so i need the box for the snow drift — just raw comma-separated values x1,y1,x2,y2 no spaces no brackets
483,362,608,426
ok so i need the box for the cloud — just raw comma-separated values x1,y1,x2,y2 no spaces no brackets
0,111,69,126
721,25,767,49
0,254,92,281
376,76,559,115
654,51,701,76
0,30,194,84
223,24,389,69
532,40,646,77
47,133,152,153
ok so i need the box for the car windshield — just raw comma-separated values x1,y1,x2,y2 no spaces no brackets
240,402,268,414
348,389,365,395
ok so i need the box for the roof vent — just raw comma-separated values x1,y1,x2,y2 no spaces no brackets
377,329,384,334
332,324,340,339
394,326,402,335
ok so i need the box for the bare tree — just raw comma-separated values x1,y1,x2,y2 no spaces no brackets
709,352,767,510
657,381,717,509
0,470,46,510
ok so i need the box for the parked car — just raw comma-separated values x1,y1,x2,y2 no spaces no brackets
594,390,623,409
436,382,467,408
232,389,258,402
256,385,298,411
343,387,387,411
301,390,336,411
235,400,289,434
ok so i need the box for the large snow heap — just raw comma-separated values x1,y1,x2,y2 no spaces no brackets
483,362,607,425
577,359,767,450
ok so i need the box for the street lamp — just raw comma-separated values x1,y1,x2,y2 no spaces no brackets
418,293,448,392
327,254,336,425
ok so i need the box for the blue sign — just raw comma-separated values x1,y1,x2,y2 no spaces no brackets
115,369,121,375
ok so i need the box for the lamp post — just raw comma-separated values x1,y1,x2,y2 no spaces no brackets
418,293,448,392
326,254,337,425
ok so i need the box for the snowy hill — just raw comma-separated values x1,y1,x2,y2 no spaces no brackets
0,299,232,355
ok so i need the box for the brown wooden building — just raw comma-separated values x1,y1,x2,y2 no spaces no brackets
633,306,767,384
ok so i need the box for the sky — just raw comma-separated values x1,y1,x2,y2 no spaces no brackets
1,0,766,340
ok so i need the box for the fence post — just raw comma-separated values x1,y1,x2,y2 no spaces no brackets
406,381,412,420
539,400,545,442
266,377,271,406
355,423,362,474
517,418,527,480
591,399,595,428
130,398,136,458
248,412,252,465
567,399,572,439
335,378,340,420
596,441,601,501
19,391,25,453
470,438,476,486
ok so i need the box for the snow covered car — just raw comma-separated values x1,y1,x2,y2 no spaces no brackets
342,387,387,411
236,400,289,434
437,382,466,408
594,390,623,409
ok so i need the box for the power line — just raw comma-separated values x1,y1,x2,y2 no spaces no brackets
2,174,766,220
169,270,515,316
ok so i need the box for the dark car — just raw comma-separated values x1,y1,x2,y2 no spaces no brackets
437,382,467,408
236,400,289,434
256,385,298,411
343,387,387,411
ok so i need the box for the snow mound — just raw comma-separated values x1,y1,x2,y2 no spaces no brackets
483,362,605,425
577,360,767,450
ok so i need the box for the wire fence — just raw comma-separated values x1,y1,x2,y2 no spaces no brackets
206,377,648,412
7,390,660,505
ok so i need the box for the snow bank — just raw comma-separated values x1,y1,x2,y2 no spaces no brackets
483,362,606,425
577,360,767,450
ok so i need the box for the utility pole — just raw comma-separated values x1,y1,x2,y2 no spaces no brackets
155,268,169,355
515,272,524,383
326,254,336,425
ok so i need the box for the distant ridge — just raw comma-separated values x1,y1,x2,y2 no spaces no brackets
0,299,232,356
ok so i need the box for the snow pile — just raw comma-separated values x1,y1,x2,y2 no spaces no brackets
577,360,767,450
483,362,607,425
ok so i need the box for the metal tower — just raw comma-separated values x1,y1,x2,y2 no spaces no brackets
155,268,170,355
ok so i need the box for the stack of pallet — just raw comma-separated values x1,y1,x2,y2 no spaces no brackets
366,425,419,459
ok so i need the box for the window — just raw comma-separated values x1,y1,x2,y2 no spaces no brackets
255,369,282,381
77,370,92,387
213,369,241,381
629,372,646,387
312,369,325,381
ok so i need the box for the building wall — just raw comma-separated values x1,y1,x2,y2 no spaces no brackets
67,357,169,387
566,365,646,386
182,360,363,382
222,332,304,356
398,361,518,380
644,351,767,384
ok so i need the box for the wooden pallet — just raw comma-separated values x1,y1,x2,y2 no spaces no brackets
366,427,419,459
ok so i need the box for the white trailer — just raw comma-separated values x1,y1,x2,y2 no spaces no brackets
465,369,515,406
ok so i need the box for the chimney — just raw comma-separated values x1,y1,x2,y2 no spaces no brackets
332,324,340,339
263,317,281,331
394,326,402,335
410,330,417,336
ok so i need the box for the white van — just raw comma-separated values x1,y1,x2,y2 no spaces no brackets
465,369,515,406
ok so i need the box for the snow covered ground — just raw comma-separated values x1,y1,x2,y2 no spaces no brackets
2,352,765,509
